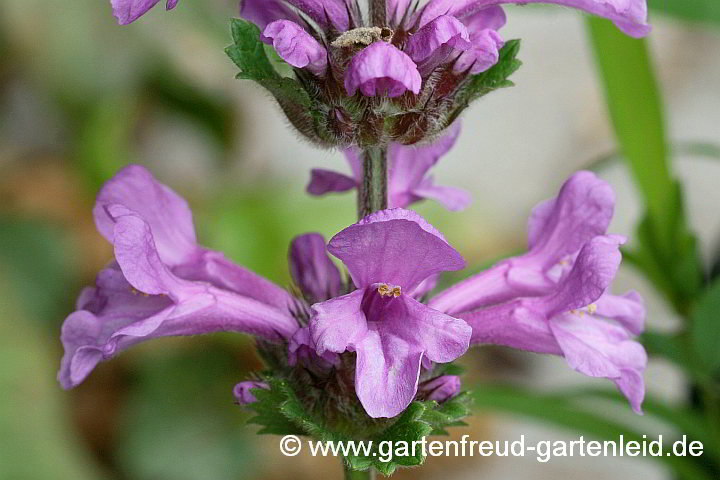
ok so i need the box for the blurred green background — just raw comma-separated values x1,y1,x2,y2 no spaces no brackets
1,1,719,479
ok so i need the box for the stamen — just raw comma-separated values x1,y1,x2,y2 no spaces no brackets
587,303,598,315
377,283,402,297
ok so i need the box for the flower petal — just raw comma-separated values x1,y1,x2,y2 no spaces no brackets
419,375,462,402
387,0,413,27
461,302,562,352
405,15,471,63
417,0,650,38
328,208,465,291
550,312,647,413
389,122,461,195
285,0,350,31
289,233,344,303
264,20,328,76
428,262,515,315
239,0,303,31
309,289,368,355
595,291,646,335
93,165,198,267
345,42,422,98
233,381,270,405
173,250,295,311
57,263,297,389
306,169,357,195
353,294,470,417
383,295,471,364
533,235,624,317
453,28,504,74
410,183,472,211
524,170,616,269
111,0,168,25
354,329,424,418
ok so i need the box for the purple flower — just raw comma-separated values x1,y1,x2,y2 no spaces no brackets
233,381,270,405
308,209,472,418
307,123,471,211
111,0,178,25
289,233,345,304
344,42,422,98
460,236,647,413
58,165,300,389
429,171,647,412
418,375,462,402
414,0,650,39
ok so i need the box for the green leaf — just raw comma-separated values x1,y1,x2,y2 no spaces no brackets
472,384,715,480
648,0,720,25
245,375,472,475
587,18,704,315
640,330,716,387
449,39,522,122
246,379,316,437
225,19,317,140
690,279,720,373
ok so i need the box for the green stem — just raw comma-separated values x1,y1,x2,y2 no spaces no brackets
344,464,376,480
358,146,388,219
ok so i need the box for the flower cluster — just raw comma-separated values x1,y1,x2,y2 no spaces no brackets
111,0,650,148
59,166,646,418
60,2,653,472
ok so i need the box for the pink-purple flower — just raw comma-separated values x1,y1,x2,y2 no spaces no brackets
428,171,647,412
59,165,646,418
309,209,472,417
307,123,471,211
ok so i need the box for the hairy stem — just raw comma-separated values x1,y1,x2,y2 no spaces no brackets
358,145,389,219
369,0,387,27
344,464,376,480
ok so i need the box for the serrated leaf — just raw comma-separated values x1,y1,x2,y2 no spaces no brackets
453,39,521,108
246,381,307,436
225,19,318,141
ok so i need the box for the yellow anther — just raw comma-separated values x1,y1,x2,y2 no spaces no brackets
377,284,402,298
587,303,598,315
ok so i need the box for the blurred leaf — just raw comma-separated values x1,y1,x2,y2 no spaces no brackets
144,64,236,153
586,141,720,173
649,0,720,25
73,96,136,191
472,384,714,480
0,216,78,324
588,18,704,315
560,387,720,460
0,279,105,480
641,331,717,387
690,279,720,373
116,344,259,480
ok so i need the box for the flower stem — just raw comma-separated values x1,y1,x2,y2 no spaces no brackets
358,145,389,219
343,464,376,480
